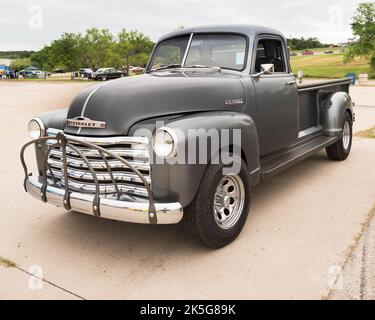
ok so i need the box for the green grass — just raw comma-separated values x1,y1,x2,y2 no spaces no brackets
290,53,374,79
355,126,375,139
291,47,337,53
0,256,17,268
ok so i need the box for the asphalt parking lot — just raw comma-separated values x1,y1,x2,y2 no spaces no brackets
0,81,374,299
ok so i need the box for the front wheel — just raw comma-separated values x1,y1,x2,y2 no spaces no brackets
183,159,251,249
326,111,353,161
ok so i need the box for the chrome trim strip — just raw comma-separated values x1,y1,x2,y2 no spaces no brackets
57,178,148,197
181,33,194,67
49,146,149,159
77,81,115,134
46,128,149,145
48,156,150,172
49,167,151,184
26,176,183,225
31,117,46,137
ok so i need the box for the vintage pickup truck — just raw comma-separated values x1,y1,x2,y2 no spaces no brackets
21,25,353,248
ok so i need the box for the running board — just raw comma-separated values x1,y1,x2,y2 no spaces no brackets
260,136,338,180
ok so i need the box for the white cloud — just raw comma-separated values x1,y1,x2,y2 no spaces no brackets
0,0,363,50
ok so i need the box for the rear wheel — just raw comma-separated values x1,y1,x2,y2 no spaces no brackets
183,159,251,249
326,111,352,161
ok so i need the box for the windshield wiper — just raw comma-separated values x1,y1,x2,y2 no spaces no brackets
183,65,222,71
151,63,182,72
151,64,222,73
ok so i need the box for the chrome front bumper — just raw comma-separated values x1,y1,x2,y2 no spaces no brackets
26,176,183,224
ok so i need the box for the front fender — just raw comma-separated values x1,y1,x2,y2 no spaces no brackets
320,92,353,137
32,109,68,174
35,109,68,131
134,111,260,207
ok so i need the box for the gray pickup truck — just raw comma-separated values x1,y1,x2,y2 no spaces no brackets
21,25,354,248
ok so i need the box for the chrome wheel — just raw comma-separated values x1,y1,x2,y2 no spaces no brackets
343,120,351,150
214,175,245,230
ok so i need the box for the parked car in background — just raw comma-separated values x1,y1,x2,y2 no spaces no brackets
324,50,334,54
289,52,297,56
53,69,65,74
301,50,314,56
130,66,145,75
19,69,45,79
93,68,126,81
79,68,94,78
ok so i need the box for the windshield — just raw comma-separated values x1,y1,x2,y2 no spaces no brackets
149,34,247,71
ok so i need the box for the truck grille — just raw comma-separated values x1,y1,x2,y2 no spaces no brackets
45,129,151,198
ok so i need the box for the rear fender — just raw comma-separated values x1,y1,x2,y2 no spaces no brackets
320,92,353,137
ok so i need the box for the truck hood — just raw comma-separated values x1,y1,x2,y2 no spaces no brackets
64,72,246,136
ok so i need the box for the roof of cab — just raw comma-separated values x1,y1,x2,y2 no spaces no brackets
158,24,286,42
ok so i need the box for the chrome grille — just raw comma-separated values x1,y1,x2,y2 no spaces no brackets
45,128,151,197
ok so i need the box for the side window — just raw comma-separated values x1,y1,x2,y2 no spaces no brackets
254,38,287,73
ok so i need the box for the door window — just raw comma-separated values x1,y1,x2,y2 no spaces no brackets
254,38,287,73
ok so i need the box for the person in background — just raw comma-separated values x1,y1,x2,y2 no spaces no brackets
5,69,10,79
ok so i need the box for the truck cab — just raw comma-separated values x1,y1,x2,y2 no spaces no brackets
21,25,353,248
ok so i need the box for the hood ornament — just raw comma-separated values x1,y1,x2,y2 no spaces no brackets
65,117,106,129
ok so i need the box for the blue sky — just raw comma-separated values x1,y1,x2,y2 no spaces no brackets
0,0,364,50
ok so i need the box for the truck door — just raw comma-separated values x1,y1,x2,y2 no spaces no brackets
252,37,299,156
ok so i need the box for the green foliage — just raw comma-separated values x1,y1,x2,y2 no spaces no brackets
0,51,35,59
31,46,54,70
30,28,154,72
287,37,329,51
291,53,373,79
117,29,154,73
9,58,32,71
344,2,375,70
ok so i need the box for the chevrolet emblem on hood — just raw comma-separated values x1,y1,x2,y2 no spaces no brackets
65,117,106,129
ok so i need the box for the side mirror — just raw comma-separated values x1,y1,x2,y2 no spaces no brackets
253,64,274,78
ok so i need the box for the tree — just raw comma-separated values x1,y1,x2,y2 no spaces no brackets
9,58,31,71
81,28,115,70
29,28,155,73
30,46,53,70
49,32,84,71
287,37,328,51
117,30,154,74
344,2,375,68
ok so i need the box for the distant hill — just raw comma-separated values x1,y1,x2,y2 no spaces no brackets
0,51,35,59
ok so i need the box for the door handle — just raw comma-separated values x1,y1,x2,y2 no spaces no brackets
286,80,297,86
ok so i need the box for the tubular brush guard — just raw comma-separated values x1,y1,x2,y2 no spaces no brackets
20,132,158,224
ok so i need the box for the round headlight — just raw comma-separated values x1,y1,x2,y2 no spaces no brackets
28,118,45,139
153,127,177,158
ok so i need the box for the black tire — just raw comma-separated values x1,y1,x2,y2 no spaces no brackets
183,159,251,249
326,111,352,161
102,76,107,81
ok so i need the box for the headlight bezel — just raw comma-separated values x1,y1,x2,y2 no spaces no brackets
152,126,178,159
28,117,45,140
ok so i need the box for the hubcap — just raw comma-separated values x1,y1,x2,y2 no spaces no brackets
213,175,245,230
342,121,351,150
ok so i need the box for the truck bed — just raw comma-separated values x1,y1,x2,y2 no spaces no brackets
297,78,351,131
